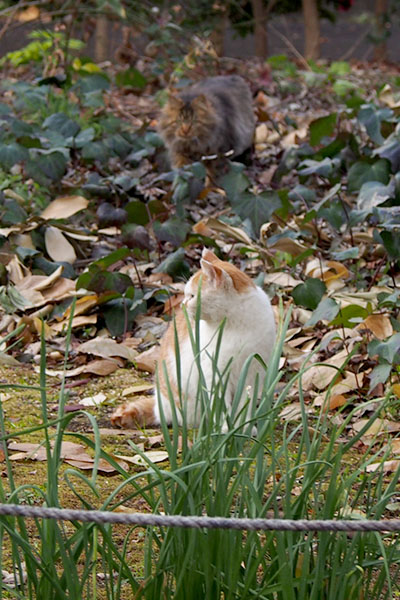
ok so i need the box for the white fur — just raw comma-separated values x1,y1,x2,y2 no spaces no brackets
154,263,276,428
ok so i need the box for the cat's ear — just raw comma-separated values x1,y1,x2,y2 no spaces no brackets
191,94,210,110
201,248,218,263
200,258,232,289
166,92,183,110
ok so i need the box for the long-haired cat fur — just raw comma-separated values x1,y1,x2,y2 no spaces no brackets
111,248,276,430
158,75,255,170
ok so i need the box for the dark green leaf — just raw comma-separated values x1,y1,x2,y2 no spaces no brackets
103,295,146,337
309,113,337,146
43,113,80,138
347,159,390,193
1,200,27,225
380,230,400,260
292,278,327,310
153,217,190,247
125,200,149,225
0,143,29,169
91,247,131,270
230,190,282,235
74,127,95,148
115,68,147,89
220,164,250,203
155,248,190,281
77,270,132,294
81,141,110,162
27,150,67,182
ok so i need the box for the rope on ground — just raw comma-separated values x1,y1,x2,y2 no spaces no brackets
0,503,399,533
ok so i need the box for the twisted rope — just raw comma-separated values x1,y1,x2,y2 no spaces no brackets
0,503,399,533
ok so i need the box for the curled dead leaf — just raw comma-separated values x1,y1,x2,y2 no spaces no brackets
45,226,76,264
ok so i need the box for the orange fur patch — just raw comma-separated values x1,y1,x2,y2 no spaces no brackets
200,250,255,293
110,396,156,428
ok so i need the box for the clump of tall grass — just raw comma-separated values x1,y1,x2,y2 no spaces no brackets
0,310,399,599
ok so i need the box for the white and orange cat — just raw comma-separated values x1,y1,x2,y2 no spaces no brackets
111,249,276,430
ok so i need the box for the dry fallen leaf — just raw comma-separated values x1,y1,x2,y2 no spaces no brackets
134,346,160,373
264,273,302,288
41,195,89,220
45,226,76,264
80,392,107,407
117,450,169,465
8,440,127,473
360,314,393,340
366,460,400,473
78,338,138,362
122,382,154,396
327,394,347,411
301,349,349,391
279,402,303,421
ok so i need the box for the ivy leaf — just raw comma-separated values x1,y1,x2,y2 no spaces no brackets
373,138,400,172
155,248,190,281
0,143,29,169
357,105,393,144
330,304,369,328
288,184,316,205
43,112,80,138
81,141,110,162
103,294,146,337
221,164,250,203
368,363,392,392
347,159,390,193
306,297,340,326
230,190,281,236
27,150,67,183
309,113,337,146
115,68,147,90
292,278,327,310
368,333,400,364
153,217,190,247
298,157,339,178
357,181,393,211
380,230,400,260
77,74,110,93
74,127,95,148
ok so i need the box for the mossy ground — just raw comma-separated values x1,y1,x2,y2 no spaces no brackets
0,364,157,597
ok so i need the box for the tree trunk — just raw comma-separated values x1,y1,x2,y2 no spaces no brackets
373,0,388,62
94,15,109,63
302,0,320,60
251,0,268,59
